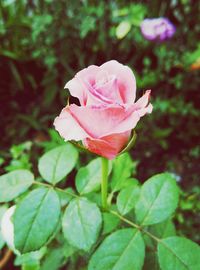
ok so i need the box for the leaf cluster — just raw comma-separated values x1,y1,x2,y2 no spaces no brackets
0,145,200,269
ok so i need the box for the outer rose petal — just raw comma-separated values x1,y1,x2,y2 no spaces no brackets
65,65,99,105
68,90,152,138
53,107,89,141
69,104,136,138
84,131,131,159
100,60,136,104
132,90,153,116
134,90,151,108
64,77,87,106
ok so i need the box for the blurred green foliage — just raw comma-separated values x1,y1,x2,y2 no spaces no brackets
0,0,199,252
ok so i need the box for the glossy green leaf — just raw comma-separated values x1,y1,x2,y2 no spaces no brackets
75,158,111,195
89,228,145,270
111,153,136,192
15,248,46,270
102,213,120,235
150,219,176,239
14,188,60,253
56,187,75,207
158,236,200,270
117,185,140,215
41,247,64,270
144,219,176,251
85,192,101,207
135,173,179,225
75,158,101,194
22,264,40,270
15,247,47,266
116,178,139,191
41,241,75,270
62,198,102,251
0,170,34,202
38,144,78,184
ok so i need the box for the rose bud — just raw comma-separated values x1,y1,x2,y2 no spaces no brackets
54,60,152,159
140,18,176,41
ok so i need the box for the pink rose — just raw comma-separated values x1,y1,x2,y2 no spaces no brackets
54,60,152,159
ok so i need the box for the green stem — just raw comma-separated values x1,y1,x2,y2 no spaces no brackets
101,158,109,210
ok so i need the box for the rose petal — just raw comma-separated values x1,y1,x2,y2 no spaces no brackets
83,131,131,159
65,78,87,106
69,104,133,138
134,90,151,108
137,103,153,117
53,107,89,141
68,99,151,138
70,104,137,138
133,90,153,116
100,60,136,104
65,65,99,105
90,73,123,104
54,92,152,143
65,61,136,106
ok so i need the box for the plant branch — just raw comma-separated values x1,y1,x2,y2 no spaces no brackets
33,181,79,198
109,210,161,243
55,186,79,198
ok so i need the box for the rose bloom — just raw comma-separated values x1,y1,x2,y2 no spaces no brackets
140,18,176,41
54,60,152,159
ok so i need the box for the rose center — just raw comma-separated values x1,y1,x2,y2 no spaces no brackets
94,74,116,89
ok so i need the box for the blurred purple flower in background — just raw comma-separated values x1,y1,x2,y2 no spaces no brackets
140,18,176,41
